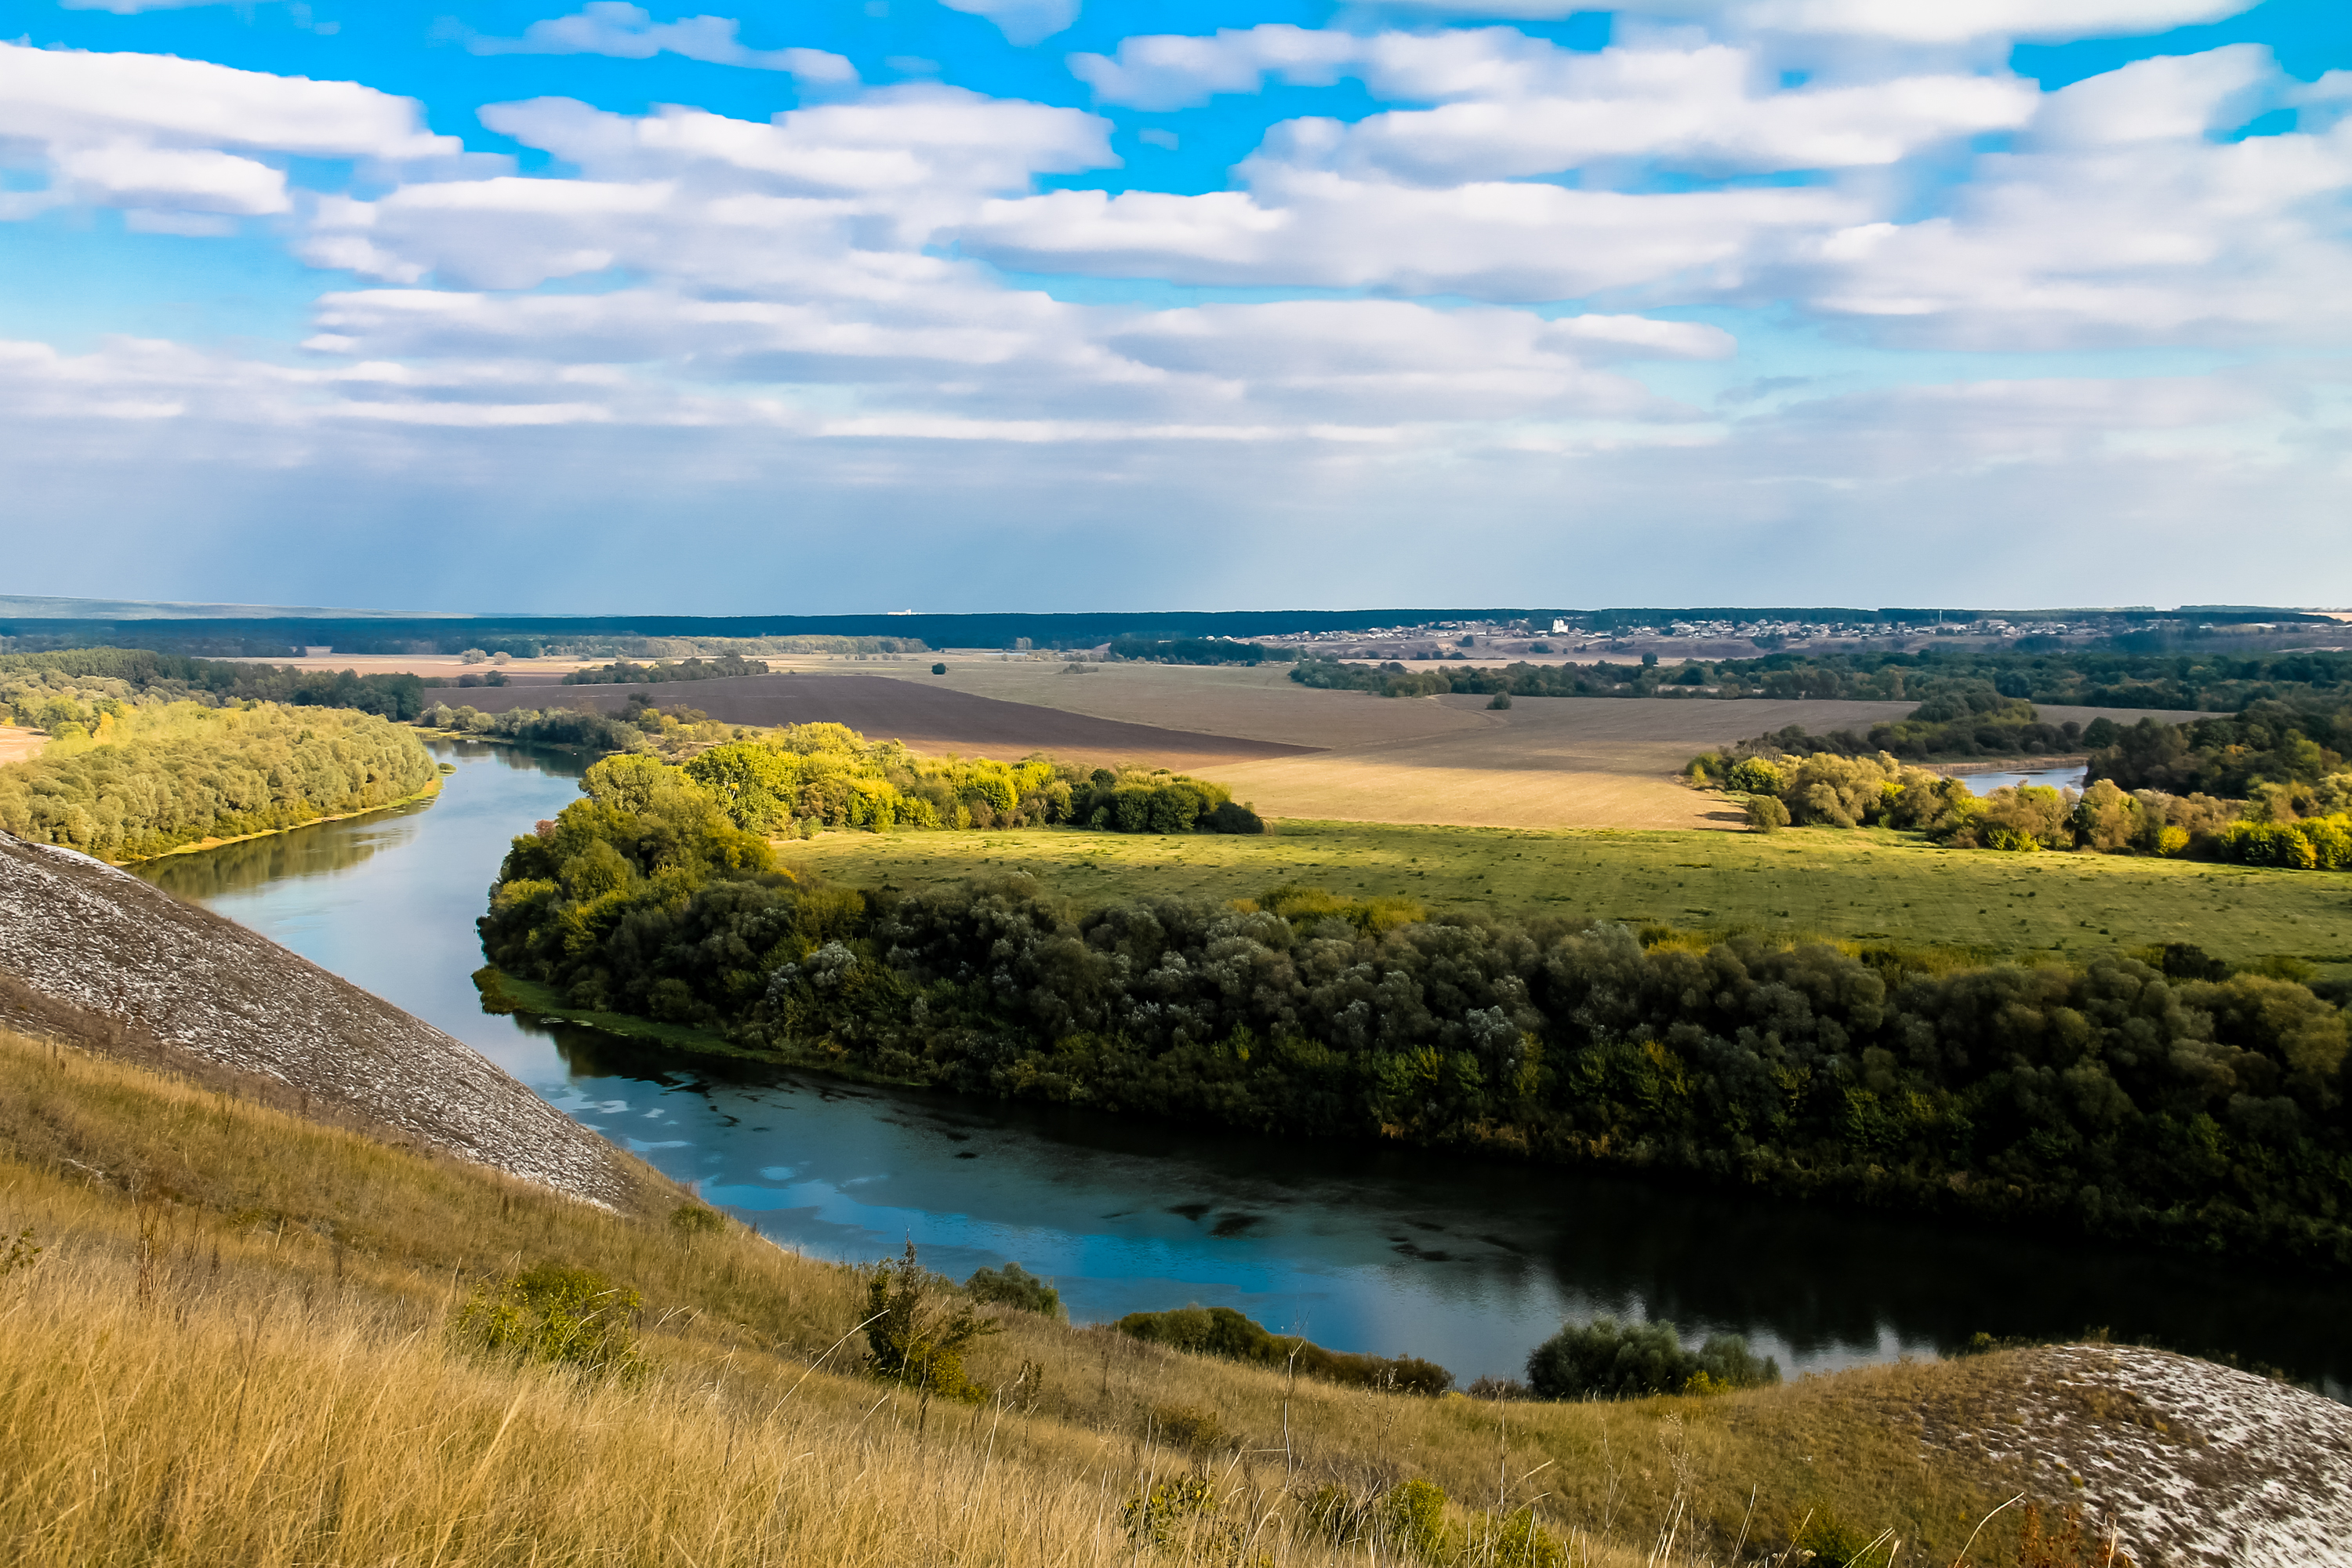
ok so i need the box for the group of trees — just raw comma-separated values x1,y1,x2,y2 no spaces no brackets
1700,695,2352,869
480,793,2352,1268
1524,1316,1779,1399
561,654,772,685
1,648,430,724
1107,637,1296,666
0,701,438,862
1709,684,2095,764
1115,1305,1454,1395
1290,647,2352,710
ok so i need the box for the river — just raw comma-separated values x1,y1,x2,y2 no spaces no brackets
136,742,2351,1396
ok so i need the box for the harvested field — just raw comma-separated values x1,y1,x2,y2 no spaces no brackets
781,818,2352,969
445,672,1318,770
0,726,42,768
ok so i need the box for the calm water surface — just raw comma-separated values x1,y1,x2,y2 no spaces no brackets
1959,766,2088,795
137,743,2350,1395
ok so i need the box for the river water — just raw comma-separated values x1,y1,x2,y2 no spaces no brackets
136,742,2350,1396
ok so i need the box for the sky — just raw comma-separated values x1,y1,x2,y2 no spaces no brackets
2,0,2347,615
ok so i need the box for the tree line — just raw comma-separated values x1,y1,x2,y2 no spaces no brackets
478,782,2352,1272
1290,646,2352,710
1697,696,2352,869
1,648,430,724
561,654,773,685
0,701,438,862
1107,637,1298,666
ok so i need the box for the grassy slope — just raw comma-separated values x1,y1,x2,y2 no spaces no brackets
0,1026,2066,1566
781,820,2352,972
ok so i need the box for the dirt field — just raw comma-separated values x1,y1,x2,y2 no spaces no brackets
441,672,1319,771
0,727,44,768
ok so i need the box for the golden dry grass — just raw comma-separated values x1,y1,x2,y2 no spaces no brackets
0,1025,2060,1567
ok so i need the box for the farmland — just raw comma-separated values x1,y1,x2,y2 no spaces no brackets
782,818,2352,974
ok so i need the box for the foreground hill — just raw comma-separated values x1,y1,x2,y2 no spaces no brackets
1,1023,2346,1566
0,829,640,1209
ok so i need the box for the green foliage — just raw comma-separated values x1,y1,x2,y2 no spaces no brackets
1145,1402,1228,1453
1109,637,1296,665
964,1261,1062,1317
931,662,948,675
425,703,651,752
1116,1305,1454,1394
1381,1479,1451,1562
1791,1505,1881,1568
668,1203,728,1236
0,701,437,862
1488,692,1512,710
1745,794,1789,833
561,654,770,685
2089,702,2350,797
861,1242,999,1401
1523,1316,1780,1399
1726,757,1785,794
0,648,430,724
484,848,2352,1271
450,1263,648,1381
1120,1474,1214,1547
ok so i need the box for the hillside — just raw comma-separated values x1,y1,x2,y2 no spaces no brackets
0,830,638,1209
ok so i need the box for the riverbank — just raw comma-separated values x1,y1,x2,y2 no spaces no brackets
114,772,448,866
6,1020,2346,1566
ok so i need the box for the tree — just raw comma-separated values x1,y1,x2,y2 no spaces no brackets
864,1242,1000,1405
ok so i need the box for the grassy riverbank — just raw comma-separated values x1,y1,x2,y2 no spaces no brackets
780,818,2352,975
0,1023,2102,1566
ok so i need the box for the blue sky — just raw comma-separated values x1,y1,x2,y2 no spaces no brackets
2,0,2347,612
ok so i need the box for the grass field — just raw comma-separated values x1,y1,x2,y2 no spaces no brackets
783,820,2352,973
0,1025,2098,1566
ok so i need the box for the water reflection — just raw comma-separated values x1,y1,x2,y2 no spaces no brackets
134,742,2352,1396
1959,766,2088,796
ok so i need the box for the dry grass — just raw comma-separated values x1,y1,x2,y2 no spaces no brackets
0,1025,2067,1566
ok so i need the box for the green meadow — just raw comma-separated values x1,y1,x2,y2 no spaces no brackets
783,820,2352,974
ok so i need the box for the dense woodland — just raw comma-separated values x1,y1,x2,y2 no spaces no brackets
0,702,437,861
479,774,2352,1272
1107,637,1297,666
1291,646,2352,709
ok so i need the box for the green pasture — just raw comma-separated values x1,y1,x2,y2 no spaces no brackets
782,821,2352,972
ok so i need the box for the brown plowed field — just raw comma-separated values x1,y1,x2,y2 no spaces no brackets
439,673,1319,770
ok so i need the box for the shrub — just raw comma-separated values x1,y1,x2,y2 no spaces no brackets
1524,1316,1778,1400
1145,1402,1228,1453
862,1242,998,1402
1488,693,1512,710
1115,1305,1452,1394
931,662,948,674
1746,794,1789,832
668,1203,728,1236
965,1261,1062,1317
1725,757,1784,794
450,1264,647,1381
1120,1474,1214,1547
2221,822,2318,870
1381,1479,1451,1563
1466,1508,1566,1568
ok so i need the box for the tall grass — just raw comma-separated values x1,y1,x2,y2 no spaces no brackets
0,1029,2043,1566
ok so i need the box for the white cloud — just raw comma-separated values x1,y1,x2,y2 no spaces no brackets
0,42,453,160
937,0,1082,49
465,5,858,82
0,41,455,225
1686,0,2261,43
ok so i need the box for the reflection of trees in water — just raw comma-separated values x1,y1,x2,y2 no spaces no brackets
433,739,591,779
510,1011,2352,1396
133,813,423,900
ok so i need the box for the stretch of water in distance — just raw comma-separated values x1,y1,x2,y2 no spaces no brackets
137,742,2350,1395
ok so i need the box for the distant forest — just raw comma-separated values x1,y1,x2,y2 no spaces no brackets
0,648,429,723
479,781,2352,1272
1107,637,1297,666
1293,647,2352,710
561,654,772,685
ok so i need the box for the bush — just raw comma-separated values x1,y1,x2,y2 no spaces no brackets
1524,1316,1779,1399
965,1261,1062,1316
450,1264,648,1381
668,1203,728,1236
1725,757,1784,794
1145,1402,1227,1453
1746,794,1789,832
931,662,948,675
862,1242,998,1402
1115,1305,1451,1394
1488,692,1512,710
1381,1479,1450,1562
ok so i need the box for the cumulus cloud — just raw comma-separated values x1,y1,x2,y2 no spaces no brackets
464,4,858,82
0,41,454,223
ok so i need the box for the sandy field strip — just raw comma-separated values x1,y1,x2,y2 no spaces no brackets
0,726,45,767
441,672,1319,771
